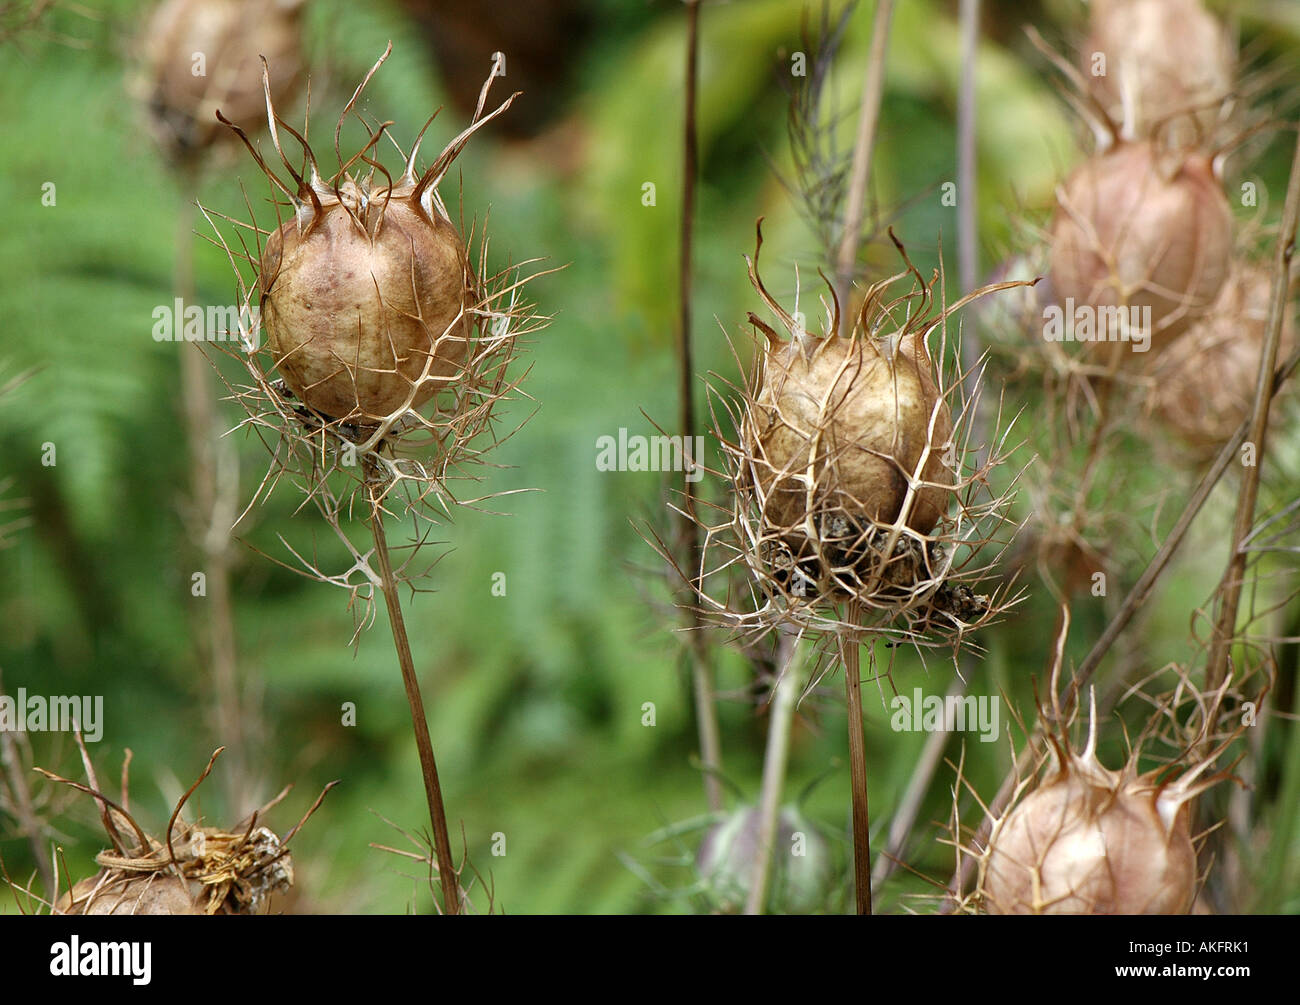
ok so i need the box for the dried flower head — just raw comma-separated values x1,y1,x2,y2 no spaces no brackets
36,746,332,916
746,302,952,537
1082,0,1234,148
1049,139,1233,357
673,224,1027,655
200,47,549,627
62,824,292,915
975,691,1231,915
258,165,476,422
136,0,305,168
1151,263,1298,455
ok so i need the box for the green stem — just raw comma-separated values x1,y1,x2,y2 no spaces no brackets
677,0,723,812
744,631,803,914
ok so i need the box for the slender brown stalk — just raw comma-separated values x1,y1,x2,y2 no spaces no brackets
370,506,461,915
843,607,872,915
833,0,896,324
828,2,895,913
677,0,723,812
175,179,247,814
1205,124,1300,696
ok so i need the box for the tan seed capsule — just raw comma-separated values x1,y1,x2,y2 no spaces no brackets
1049,140,1233,357
983,761,1197,914
259,175,475,422
139,0,304,166
1083,0,1234,146
60,872,203,916
979,705,1227,916
747,328,953,536
1153,265,1296,453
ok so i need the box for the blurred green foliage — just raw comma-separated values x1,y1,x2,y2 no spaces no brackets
1,0,1297,913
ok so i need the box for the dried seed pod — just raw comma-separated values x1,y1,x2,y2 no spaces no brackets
60,823,295,916
258,173,476,422
696,805,835,915
62,872,204,916
680,225,1028,647
748,328,952,537
1049,140,1233,356
1082,0,1234,147
1153,264,1297,455
978,703,1226,915
43,748,329,916
138,0,305,168
214,46,504,425
735,228,956,611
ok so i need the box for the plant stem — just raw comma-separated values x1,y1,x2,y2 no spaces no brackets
175,177,248,815
744,630,803,915
954,0,991,486
1205,124,1300,698
370,508,461,915
1261,659,1300,909
843,607,872,915
833,0,895,325
957,0,979,298
678,0,723,812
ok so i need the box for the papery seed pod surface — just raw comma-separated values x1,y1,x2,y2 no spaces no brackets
139,0,304,165
1083,0,1234,146
981,749,1199,915
260,175,476,422
1049,140,1232,356
747,330,952,536
60,872,204,916
696,805,835,914
1153,264,1297,454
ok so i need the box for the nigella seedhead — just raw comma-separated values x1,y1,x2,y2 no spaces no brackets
674,223,1030,655
200,47,551,624
137,0,306,169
